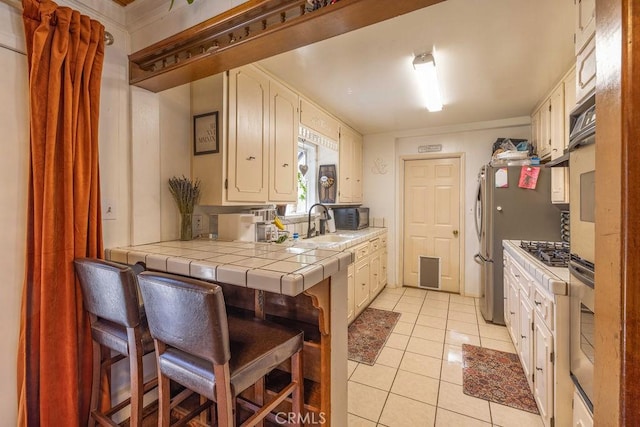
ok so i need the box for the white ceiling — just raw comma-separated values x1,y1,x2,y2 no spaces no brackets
258,0,575,135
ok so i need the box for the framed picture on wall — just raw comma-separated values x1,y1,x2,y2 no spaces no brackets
193,111,219,155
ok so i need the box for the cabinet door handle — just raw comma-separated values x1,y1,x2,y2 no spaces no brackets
510,311,516,315
536,367,543,372
521,335,526,339
247,156,256,161
283,163,289,167
534,300,542,306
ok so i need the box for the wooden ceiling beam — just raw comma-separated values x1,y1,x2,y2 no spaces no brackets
128,0,444,92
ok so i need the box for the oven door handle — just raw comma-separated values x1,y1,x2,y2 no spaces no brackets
569,261,595,289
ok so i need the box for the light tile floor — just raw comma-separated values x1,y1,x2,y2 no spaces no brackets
348,287,544,427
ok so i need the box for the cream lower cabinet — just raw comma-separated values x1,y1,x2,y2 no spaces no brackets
519,295,534,388
348,232,388,323
380,235,388,287
354,258,370,315
534,311,554,425
347,264,355,324
504,249,563,427
503,256,520,347
369,237,381,297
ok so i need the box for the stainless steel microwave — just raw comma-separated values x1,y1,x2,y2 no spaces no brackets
333,207,369,230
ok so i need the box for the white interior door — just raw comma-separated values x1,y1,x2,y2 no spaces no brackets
403,158,461,293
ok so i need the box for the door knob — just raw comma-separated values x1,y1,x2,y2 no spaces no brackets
453,230,459,237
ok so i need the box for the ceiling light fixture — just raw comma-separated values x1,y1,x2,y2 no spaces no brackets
413,52,443,112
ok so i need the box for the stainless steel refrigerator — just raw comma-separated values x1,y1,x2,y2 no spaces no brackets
474,165,561,324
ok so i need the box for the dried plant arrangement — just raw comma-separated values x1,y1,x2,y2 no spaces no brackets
168,175,201,214
168,176,201,240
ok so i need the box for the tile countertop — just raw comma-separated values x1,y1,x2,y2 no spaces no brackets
105,227,387,297
503,240,570,296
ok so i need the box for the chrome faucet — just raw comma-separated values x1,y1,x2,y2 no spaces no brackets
307,203,332,238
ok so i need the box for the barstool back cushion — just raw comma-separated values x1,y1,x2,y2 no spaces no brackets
137,272,231,365
74,258,142,328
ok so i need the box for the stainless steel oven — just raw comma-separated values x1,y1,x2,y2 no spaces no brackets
570,256,595,411
568,94,595,411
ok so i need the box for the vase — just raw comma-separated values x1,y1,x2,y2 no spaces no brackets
180,212,193,241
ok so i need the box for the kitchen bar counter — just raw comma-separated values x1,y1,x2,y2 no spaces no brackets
104,229,386,426
105,227,386,296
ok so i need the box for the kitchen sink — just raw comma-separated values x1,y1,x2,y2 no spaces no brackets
306,234,351,243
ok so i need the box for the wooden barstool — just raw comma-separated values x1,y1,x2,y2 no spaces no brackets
137,272,304,427
74,258,157,427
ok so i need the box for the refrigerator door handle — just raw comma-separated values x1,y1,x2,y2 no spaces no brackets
474,179,483,241
474,253,493,264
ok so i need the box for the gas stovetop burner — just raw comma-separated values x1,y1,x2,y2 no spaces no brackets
520,241,570,267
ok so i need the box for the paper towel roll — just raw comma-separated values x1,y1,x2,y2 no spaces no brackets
327,209,336,233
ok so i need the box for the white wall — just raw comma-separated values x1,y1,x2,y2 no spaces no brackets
0,1,130,424
363,117,531,297
159,85,192,241
0,37,29,427
127,0,244,51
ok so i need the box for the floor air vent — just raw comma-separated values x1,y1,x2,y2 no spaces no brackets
418,256,441,289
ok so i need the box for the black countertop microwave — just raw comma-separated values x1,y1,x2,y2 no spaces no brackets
333,207,369,230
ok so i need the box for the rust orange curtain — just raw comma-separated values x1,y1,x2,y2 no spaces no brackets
17,0,105,425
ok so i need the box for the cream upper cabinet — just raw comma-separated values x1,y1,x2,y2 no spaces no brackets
532,101,551,160
549,84,568,204
300,98,340,142
338,125,363,203
531,109,540,157
564,70,577,149
572,389,593,427
227,66,269,203
549,85,565,159
352,134,363,202
531,66,575,204
576,35,596,104
574,0,596,55
574,0,596,106
269,79,299,202
197,65,299,205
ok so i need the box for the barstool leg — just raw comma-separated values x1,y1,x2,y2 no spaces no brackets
157,373,171,427
128,328,145,427
254,378,265,427
155,341,171,427
89,341,101,427
214,363,233,426
291,349,304,427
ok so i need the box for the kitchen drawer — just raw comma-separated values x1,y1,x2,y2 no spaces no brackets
509,260,532,297
354,242,370,261
533,287,554,331
370,238,381,253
